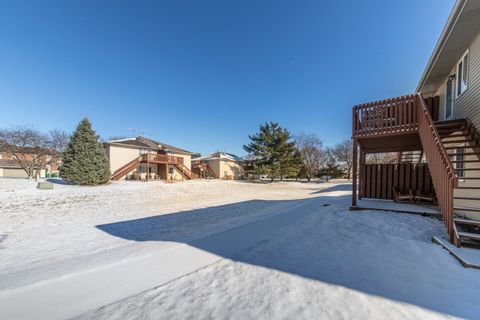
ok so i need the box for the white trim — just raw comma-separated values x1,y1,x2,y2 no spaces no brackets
444,75,455,120
416,0,467,92
455,49,469,98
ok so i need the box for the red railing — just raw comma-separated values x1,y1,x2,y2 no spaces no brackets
143,154,184,165
415,93,459,246
353,94,418,137
352,93,460,246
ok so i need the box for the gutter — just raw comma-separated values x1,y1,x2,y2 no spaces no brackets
416,0,467,92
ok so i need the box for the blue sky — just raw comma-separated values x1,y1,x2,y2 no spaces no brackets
0,0,454,156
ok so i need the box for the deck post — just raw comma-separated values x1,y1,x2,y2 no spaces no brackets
352,138,358,207
146,155,149,181
359,148,365,200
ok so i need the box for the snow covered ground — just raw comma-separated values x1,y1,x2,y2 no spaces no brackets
1,178,479,319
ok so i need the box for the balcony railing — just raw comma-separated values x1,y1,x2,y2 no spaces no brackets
353,94,418,137
352,93,460,246
142,153,184,165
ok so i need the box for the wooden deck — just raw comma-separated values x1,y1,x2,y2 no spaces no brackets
352,93,461,246
111,154,198,181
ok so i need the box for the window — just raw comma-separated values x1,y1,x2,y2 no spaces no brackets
455,145,465,179
169,167,174,175
138,165,146,173
456,50,468,97
139,148,147,155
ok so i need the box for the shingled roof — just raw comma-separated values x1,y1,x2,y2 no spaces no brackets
106,137,194,155
0,159,22,168
193,152,243,162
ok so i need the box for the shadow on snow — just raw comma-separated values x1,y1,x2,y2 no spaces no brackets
96,184,477,318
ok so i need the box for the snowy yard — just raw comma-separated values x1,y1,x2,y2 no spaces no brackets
1,178,479,319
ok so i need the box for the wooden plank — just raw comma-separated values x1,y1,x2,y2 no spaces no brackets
376,164,382,199
365,165,371,198
387,164,393,199
382,164,387,199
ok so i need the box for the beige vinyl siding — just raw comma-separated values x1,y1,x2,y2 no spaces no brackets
210,160,221,179
451,31,480,129
2,168,29,178
219,160,243,179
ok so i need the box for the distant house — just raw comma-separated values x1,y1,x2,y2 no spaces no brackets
192,152,244,180
105,137,196,181
0,149,59,178
351,0,480,247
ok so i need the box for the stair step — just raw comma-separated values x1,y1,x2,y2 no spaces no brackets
456,186,480,189
454,206,480,212
442,139,477,144
445,145,479,150
455,218,480,226
454,196,480,201
440,133,471,138
458,231,480,241
450,160,480,163
434,119,468,127
448,152,478,156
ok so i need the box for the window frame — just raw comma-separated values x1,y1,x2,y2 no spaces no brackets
445,75,455,119
455,144,465,181
455,49,469,98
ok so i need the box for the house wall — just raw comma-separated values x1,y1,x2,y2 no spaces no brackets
431,31,480,220
108,144,193,181
208,160,221,179
435,30,480,127
219,160,244,179
2,168,29,178
107,144,141,174
0,152,54,178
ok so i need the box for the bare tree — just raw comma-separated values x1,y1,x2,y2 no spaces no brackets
331,139,354,180
0,126,69,179
295,133,325,181
366,152,397,164
49,129,70,157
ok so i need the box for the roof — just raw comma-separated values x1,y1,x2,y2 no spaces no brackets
0,159,22,169
417,0,480,95
106,136,194,155
193,152,243,162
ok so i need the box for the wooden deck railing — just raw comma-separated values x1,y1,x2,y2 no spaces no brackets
352,93,460,246
415,93,460,246
353,94,418,137
143,154,184,165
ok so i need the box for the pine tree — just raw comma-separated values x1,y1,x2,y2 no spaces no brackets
244,122,299,181
60,118,110,185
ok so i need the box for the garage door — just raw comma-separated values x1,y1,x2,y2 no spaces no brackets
2,168,29,178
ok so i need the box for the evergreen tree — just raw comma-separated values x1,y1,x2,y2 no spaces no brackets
244,122,299,181
60,118,110,185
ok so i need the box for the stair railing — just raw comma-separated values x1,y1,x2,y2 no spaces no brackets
416,93,460,246
111,156,142,180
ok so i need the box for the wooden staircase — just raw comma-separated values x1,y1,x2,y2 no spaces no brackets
111,156,142,180
191,162,217,179
435,118,480,246
206,165,217,178
173,163,198,180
